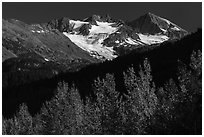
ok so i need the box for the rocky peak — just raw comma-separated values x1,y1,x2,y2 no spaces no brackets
46,17,72,32
83,14,114,25
83,14,100,25
101,14,113,22
128,12,188,38
128,12,164,34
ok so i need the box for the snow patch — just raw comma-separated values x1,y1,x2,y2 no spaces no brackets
44,58,49,61
31,30,48,33
160,28,167,32
37,30,42,33
138,33,169,45
171,26,181,31
125,37,139,45
69,20,89,29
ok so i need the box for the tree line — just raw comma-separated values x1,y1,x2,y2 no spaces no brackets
3,49,202,134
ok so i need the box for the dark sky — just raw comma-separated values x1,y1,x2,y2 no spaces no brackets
2,2,202,32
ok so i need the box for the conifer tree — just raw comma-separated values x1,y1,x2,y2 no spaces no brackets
83,97,102,134
2,103,34,135
92,74,123,134
123,58,158,134
176,50,202,134
39,82,85,134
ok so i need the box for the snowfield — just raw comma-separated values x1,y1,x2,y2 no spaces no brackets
89,21,117,34
138,34,169,45
63,21,119,60
63,32,117,60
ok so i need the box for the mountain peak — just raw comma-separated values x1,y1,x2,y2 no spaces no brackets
141,12,156,18
83,14,100,25
128,12,188,38
45,17,72,32
146,12,154,16
83,14,114,24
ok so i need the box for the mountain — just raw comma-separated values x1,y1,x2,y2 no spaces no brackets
46,13,188,60
2,12,189,85
3,13,188,63
2,12,189,89
128,12,188,38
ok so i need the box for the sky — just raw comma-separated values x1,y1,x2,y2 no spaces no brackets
2,2,202,32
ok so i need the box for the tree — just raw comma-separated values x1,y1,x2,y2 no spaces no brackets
153,79,180,134
190,50,202,76
123,58,158,134
92,73,124,134
176,50,202,134
2,103,34,135
38,82,85,134
150,50,202,135
83,97,102,134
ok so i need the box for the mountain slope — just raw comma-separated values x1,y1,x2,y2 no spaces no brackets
3,19,98,67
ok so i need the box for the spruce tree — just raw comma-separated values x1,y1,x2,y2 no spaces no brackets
39,82,85,134
123,58,158,134
2,103,34,135
92,74,123,134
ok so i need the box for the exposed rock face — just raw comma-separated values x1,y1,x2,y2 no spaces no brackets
129,12,163,34
46,17,73,32
79,23,92,35
84,14,114,24
128,12,188,38
100,14,113,22
103,25,140,48
83,15,100,25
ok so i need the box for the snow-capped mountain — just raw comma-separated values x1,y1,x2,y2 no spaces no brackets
43,13,187,60
2,12,188,65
